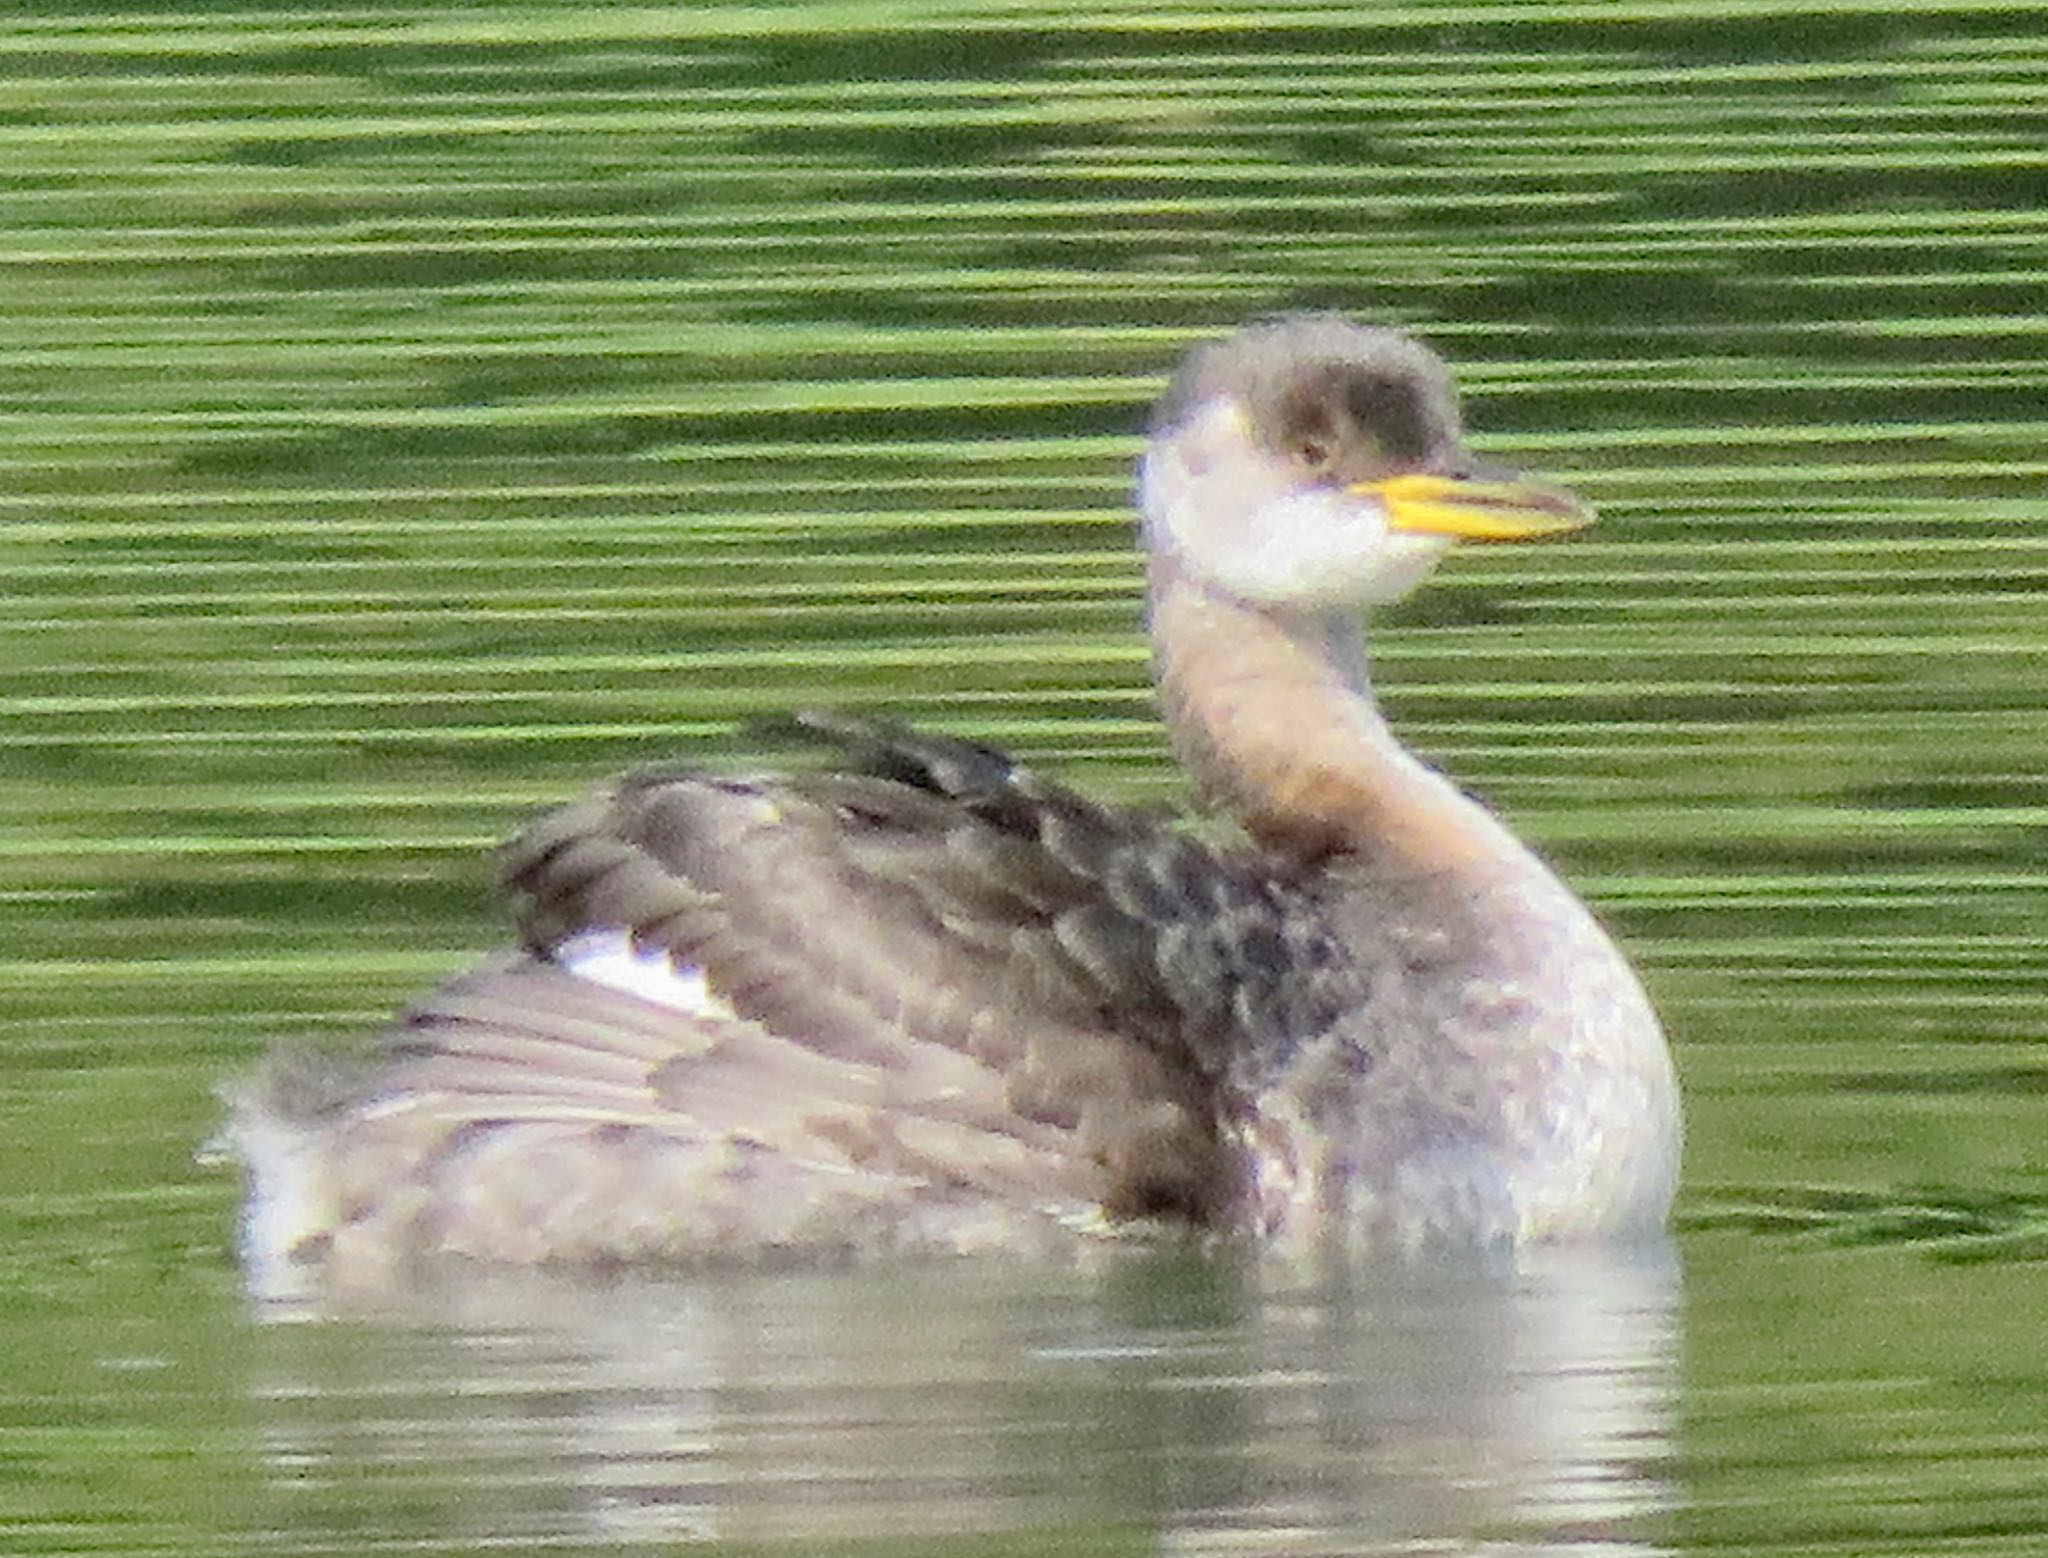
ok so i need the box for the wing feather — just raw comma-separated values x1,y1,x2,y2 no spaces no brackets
487,714,1364,1229
232,718,1368,1281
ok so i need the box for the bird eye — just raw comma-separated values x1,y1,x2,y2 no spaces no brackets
1296,440,1329,469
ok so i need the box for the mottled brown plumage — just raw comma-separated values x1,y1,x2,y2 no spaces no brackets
216,315,1679,1299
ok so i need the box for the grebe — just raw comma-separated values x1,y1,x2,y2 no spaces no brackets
218,316,1679,1297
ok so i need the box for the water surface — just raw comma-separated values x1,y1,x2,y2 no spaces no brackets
4,2,2045,1553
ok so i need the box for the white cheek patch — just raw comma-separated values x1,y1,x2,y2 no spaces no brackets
1139,397,1263,551
1352,531,1456,604
553,927,737,1020
1142,395,1452,608
1218,487,1389,605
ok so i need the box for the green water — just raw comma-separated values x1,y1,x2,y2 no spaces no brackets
5,2,2046,1553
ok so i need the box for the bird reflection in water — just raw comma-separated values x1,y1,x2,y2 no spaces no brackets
238,1248,1680,1551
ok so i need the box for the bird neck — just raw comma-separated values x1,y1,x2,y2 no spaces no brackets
1148,561,1525,882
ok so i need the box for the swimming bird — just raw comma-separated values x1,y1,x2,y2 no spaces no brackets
219,315,1679,1298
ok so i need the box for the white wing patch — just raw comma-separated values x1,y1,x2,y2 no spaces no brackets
553,927,738,1021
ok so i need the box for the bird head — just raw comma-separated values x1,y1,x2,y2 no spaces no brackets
1139,316,1593,609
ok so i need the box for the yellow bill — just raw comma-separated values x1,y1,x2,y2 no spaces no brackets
1351,471,1595,542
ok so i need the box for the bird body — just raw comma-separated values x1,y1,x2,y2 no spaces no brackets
217,316,1679,1299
